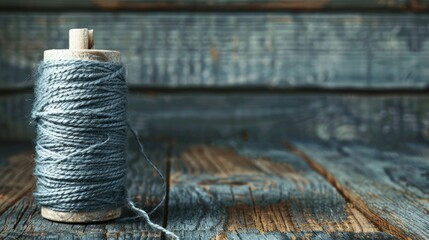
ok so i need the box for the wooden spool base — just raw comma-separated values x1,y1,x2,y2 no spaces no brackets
41,207,122,223
40,28,123,223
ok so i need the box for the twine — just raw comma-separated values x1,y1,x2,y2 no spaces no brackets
32,59,179,239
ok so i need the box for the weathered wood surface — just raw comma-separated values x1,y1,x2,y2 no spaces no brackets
166,141,395,239
2,93,429,144
0,141,169,239
2,13,429,89
0,0,426,11
0,141,33,215
290,141,429,240
1,139,428,239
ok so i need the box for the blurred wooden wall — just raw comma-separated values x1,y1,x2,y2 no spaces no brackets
0,0,428,143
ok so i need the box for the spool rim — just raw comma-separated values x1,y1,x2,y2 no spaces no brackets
41,207,122,223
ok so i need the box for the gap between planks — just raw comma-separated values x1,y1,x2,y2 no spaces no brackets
161,139,175,240
3,85,429,96
285,142,411,240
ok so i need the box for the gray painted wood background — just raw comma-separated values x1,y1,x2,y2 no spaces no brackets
1,3,429,143
1,13,429,89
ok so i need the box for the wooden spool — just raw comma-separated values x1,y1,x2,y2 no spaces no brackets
41,28,122,223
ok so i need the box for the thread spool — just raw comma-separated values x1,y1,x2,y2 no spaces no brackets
41,28,122,223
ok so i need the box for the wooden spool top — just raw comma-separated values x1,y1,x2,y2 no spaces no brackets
44,28,121,62
41,28,122,223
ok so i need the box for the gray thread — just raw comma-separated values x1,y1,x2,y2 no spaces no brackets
32,59,179,240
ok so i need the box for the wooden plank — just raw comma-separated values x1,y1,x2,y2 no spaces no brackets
0,94,34,141
0,0,425,11
0,141,33,215
126,94,429,145
166,141,395,239
290,141,429,240
0,141,169,239
2,13,429,89
2,93,429,144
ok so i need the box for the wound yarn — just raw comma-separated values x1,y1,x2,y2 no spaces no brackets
32,59,179,240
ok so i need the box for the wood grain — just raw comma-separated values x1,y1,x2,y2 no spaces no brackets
0,141,169,239
0,0,426,11
0,142,34,215
166,142,394,239
290,141,429,240
1,13,429,89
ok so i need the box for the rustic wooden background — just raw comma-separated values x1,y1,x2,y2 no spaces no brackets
1,0,429,143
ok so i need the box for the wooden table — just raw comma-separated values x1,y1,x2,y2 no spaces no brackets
1,138,427,239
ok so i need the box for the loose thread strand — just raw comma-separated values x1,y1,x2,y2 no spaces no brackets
128,124,166,215
128,201,179,240
128,124,179,240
